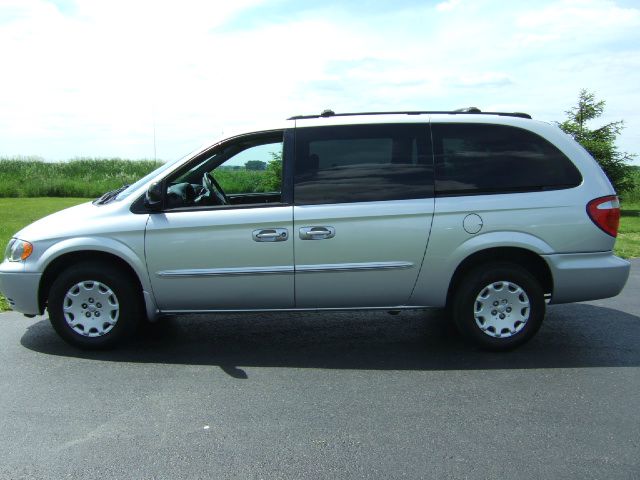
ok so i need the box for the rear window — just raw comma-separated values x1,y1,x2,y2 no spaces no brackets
294,124,433,205
432,123,582,195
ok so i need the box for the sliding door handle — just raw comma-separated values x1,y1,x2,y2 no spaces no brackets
299,226,336,240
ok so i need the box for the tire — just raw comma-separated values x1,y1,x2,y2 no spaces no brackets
452,262,545,351
48,261,141,349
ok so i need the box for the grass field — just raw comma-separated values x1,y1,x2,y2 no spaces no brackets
0,158,163,197
618,202,640,259
0,158,279,197
0,197,638,312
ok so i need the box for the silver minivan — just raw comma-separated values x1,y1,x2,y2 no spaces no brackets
0,110,631,350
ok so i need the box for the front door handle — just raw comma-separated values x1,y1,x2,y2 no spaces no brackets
252,228,288,242
299,226,336,240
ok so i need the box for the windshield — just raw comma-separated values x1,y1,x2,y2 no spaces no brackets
115,144,213,201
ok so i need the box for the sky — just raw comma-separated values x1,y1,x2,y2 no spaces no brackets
0,0,639,162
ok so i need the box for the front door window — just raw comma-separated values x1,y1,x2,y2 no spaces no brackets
164,133,284,209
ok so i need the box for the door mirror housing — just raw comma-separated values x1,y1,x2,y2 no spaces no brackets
144,182,164,211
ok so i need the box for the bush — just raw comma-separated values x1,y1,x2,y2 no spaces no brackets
0,157,163,198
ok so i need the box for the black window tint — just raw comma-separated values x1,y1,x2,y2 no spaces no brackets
294,124,433,205
432,124,582,195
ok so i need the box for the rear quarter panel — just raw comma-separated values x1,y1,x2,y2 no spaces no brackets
408,117,617,307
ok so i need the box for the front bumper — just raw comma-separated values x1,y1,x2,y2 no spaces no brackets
544,252,630,304
0,269,42,315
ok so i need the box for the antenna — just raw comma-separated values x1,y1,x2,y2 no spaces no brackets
153,123,157,162
152,103,157,162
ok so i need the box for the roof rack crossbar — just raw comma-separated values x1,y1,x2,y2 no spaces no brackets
287,109,532,120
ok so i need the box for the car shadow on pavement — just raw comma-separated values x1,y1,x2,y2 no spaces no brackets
20,303,640,377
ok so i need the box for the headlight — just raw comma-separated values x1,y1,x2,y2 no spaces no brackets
5,239,33,262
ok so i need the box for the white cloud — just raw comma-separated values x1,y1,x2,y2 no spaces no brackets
436,0,462,12
517,0,640,29
0,0,638,161
514,0,640,50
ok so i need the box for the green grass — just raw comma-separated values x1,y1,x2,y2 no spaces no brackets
617,202,640,259
215,169,278,193
0,157,163,198
0,198,639,313
0,296,8,311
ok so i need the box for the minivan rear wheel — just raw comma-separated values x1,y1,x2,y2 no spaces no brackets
452,263,545,350
48,262,141,349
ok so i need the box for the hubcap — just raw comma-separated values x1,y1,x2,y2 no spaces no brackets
63,281,119,337
474,281,530,338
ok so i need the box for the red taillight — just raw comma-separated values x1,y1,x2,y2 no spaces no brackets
587,195,620,237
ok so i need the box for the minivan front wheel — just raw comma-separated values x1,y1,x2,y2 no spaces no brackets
48,262,141,349
452,263,545,350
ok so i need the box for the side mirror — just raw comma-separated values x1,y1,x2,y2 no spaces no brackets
144,181,163,211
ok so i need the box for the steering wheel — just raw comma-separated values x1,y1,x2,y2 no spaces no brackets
202,172,228,205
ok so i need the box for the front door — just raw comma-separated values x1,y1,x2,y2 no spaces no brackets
145,131,294,311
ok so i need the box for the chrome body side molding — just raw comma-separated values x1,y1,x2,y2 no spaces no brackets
157,266,294,277
295,261,413,273
157,261,414,278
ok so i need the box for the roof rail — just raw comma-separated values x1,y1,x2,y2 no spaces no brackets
288,108,532,120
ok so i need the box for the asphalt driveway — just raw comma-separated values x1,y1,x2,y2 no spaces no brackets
1,260,639,479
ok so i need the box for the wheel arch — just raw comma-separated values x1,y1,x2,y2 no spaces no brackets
38,250,146,315
445,247,553,310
